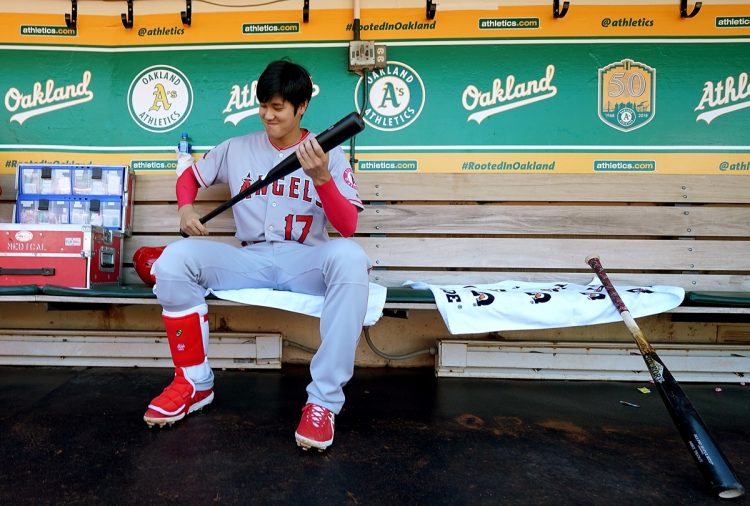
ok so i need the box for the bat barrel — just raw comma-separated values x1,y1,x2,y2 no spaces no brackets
693,427,746,498
648,352,745,499
586,254,745,499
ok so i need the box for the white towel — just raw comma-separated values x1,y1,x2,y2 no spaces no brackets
405,280,685,335
207,283,388,327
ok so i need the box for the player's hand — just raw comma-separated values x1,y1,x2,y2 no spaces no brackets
297,137,331,186
178,205,209,236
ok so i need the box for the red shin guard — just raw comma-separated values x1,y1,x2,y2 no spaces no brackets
163,311,208,367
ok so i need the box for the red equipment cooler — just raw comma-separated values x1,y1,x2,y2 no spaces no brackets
0,224,122,288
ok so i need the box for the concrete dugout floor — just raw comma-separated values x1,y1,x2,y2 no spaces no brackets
1,365,748,505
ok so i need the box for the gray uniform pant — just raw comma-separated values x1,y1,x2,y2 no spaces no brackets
152,238,371,414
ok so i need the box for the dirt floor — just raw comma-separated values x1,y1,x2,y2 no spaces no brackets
1,365,748,505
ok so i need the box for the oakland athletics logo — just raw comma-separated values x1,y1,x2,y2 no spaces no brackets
354,61,425,131
128,65,193,133
598,59,655,132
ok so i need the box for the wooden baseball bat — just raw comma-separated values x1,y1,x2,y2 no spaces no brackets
586,255,745,499
180,111,365,237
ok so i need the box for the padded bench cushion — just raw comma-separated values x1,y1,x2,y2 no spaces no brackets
685,291,750,307
36,285,437,303
384,287,435,304
41,284,157,298
0,284,41,295
7,285,747,309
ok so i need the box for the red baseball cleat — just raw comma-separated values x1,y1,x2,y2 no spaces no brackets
143,371,214,427
295,403,335,451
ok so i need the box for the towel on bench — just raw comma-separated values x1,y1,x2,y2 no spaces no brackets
405,280,684,335
207,283,388,327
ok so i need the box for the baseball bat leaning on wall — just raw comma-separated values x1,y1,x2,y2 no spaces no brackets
179,111,366,237
585,255,745,499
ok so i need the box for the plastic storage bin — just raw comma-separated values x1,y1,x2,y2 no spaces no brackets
15,164,134,235
72,166,124,196
18,166,72,195
16,198,70,225
70,198,123,229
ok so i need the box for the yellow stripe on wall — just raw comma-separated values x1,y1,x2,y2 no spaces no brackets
2,151,749,175
1,5,749,46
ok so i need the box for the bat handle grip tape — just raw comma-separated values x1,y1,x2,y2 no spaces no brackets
585,255,629,314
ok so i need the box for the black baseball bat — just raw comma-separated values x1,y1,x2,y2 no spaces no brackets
586,255,745,499
180,111,365,237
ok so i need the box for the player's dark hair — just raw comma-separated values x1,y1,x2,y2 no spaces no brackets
256,60,313,113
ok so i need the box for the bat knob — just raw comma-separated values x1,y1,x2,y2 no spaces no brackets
585,254,600,265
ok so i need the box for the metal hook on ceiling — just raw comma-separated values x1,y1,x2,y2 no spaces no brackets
121,0,134,29
426,0,436,20
553,0,570,19
680,0,702,18
65,0,77,29
181,0,192,26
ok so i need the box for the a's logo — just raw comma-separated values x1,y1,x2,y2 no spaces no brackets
462,65,557,124
223,80,320,126
695,71,750,124
598,59,655,132
5,70,94,125
128,65,193,133
355,61,425,131
177,343,185,351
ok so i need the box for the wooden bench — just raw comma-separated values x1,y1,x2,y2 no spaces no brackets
1,171,750,315
2,169,750,372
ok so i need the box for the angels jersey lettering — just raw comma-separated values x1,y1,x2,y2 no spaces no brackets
192,131,363,245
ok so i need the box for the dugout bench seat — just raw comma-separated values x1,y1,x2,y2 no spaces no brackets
1,170,749,370
1,171,749,317
2,170,749,374
1,284,750,315
0,173,750,313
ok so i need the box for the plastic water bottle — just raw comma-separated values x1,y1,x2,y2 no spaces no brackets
178,132,192,155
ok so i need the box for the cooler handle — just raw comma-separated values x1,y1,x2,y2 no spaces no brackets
0,267,56,276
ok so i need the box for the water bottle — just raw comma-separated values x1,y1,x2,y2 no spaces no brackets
178,132,192,155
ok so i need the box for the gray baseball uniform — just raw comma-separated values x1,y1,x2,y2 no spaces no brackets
152,130,371,414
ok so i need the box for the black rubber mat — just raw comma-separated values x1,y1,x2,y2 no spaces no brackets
0,366,748,505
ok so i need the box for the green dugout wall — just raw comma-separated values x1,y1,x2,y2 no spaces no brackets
0,1,748,175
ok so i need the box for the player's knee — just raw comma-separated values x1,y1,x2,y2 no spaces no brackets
152,240,192,280
323,240,370,281
331,239,368,265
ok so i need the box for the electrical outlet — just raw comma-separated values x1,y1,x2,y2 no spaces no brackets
374,44,387,69
348,41,387,73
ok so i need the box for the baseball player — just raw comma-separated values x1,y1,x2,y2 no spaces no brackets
143,60,371,452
